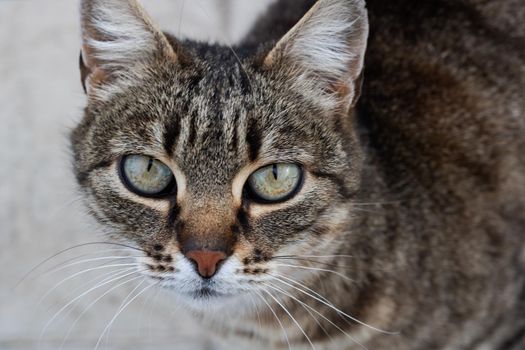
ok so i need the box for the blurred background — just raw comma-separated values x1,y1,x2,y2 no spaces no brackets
0,1,274,349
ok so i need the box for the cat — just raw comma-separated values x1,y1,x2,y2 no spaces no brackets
71,0,525,349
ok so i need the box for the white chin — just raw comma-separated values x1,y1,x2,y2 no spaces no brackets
174,289,247,313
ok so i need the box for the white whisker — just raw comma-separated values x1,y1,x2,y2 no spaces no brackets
41,266,138,310
252,290,292,350
103,279,147,347
263,281,368,350
349,201,400,206
260,288,316,350
94,280,155,350
266,273,396,335
272,257,353,270
269,272,332,305
41,248,140,276
15,242,144,289
275,255,354,259
262,281,332,342
59,273,145,350
137,281,158,337
271,271,364,332
147,287,161,341
247,293,263,330
39,268,141,341
273,263,355,283
44,255,139,276
38,263,142,307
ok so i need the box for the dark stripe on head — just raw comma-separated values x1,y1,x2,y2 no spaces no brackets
163,117,180,156
230,224,240,236
187,74,202,93
236,208,251,232
229,112,239,153
238,68,252,94
187,110,198,146
166,201,180,228
246,120,262,161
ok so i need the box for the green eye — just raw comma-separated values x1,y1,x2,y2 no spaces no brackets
120,155,176,197
247,164,303,202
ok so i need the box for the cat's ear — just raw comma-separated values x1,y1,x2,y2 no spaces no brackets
79,0,177,96
263,0,368,111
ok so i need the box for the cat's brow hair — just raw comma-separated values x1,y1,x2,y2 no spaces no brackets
157,59,254,167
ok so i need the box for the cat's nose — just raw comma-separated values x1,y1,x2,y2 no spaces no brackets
185,250,227,279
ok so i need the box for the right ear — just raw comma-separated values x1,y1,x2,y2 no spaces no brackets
263,0,368,112
79,0,177,97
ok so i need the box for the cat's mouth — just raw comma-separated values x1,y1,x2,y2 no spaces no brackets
178,285,238,304
155,275,236,300
192,286,222,298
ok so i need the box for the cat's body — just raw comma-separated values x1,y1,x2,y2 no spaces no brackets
72,0,525,349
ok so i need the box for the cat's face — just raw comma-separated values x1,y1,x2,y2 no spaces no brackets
73,0,368,311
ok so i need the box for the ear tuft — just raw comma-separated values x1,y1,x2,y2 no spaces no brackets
80,0,176,96
265,0,369,111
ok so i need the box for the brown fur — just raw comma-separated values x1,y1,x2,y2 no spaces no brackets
72,0,525,349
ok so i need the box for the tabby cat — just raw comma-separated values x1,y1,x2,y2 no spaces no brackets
72,0,525,348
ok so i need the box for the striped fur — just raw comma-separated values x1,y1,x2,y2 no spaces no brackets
72,0,525,349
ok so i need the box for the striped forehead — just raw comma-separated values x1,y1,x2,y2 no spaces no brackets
103,50,326,194
160,69,258,191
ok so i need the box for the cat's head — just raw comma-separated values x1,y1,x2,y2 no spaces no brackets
72,0,368,310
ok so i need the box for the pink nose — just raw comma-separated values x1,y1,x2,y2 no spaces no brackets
185,250,227,278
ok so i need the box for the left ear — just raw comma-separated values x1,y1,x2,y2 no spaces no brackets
264,0,369,111
79,0,177,97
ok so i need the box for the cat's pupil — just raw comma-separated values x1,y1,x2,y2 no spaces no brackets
147,157,154,172
272,164,278,180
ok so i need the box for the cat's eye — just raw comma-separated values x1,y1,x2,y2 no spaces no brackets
246,163,303,203
120,155,176,197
